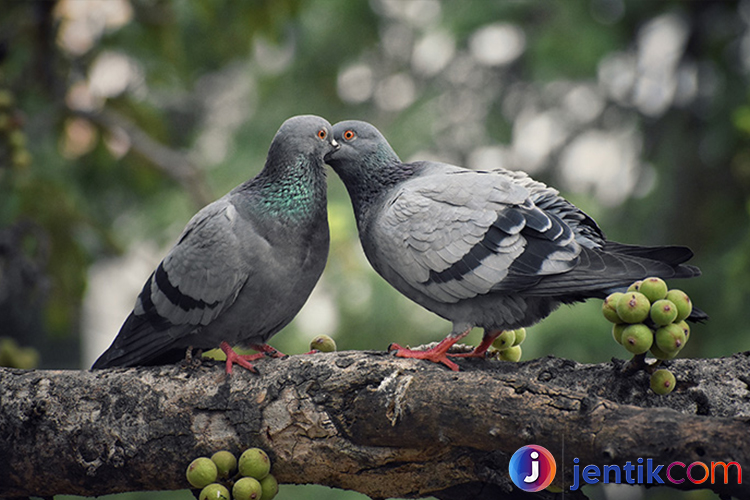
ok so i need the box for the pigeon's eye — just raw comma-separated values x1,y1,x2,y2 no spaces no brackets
317,129,328,140
343,130,356,141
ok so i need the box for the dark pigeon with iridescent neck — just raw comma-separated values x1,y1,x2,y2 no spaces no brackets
93,115,339,373
325,120,703,371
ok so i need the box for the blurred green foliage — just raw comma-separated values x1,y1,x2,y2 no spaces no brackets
2,1,749,499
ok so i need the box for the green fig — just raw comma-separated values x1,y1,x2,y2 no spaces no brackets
649,342,676,360
211,450,237,478
616,292,651,323
612,323,627,345
233,477,263,500
187,457,218,489
650,369,676,395
650,299,678,326
627,280,642,293
259,474,279,500
621,324,653,354
309,334,337,352
491,330,516,351
602,293,624,323
200,483,231,500
655,324,686,353
665,289,693,322
499,345,522,362
238,448,271,480
639,277,668,303
676,320,690,343
511,327,526,346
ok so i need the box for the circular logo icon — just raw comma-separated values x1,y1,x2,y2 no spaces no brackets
508,445,557,492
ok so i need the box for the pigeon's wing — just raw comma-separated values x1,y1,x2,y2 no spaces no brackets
495,168,606,248
489,170,701,298
369,170,581,304
92,199,255,368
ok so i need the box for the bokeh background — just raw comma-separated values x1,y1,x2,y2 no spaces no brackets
2,1,749,499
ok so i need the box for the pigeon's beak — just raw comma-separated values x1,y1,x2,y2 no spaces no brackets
325,139,341,163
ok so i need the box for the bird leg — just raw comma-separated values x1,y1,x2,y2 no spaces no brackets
220,341,262,375
388,328,472,371
448,329,502,359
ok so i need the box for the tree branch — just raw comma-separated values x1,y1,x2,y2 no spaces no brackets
1,351,749,499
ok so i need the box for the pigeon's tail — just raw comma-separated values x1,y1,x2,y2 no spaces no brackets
91,313,188,369
526,243,707,322
600,242,696,267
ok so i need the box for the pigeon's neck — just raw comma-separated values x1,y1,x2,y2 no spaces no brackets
241,153,327,223
348,155,416,224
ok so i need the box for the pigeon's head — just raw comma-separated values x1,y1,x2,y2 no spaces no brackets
270,115,339,166
326,120,408,214
326,120,401,178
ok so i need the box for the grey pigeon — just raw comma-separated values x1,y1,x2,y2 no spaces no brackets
93,115,339,373
326,120,703,371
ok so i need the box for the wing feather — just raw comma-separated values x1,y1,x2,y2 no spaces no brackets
93,198,257,368
366,170,582,304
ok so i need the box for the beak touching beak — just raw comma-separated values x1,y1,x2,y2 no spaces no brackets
331,138,340,151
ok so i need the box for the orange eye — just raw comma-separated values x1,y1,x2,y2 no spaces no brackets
343,129,356,141
317,129,327,140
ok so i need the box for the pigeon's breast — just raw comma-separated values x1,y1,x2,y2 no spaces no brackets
200,216,329,346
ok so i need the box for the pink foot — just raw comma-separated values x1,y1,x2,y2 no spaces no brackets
388,335,466,371
220,342,264,374
248,343,286,359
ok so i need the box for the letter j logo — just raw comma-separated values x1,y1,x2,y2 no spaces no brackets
509,445,557,492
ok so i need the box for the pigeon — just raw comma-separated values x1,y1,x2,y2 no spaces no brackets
93,115,339,374
325,120,703,371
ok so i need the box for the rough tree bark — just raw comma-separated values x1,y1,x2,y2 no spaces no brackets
1,350,749,500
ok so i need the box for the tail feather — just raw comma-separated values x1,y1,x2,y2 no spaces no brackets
601,242,695,267
521,241,708,322
525,243,702,302
91,313,190,369
687,307,709,323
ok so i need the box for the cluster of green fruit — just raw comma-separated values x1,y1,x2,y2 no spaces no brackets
186,448,278,500
0,88,31,170
602,277,694,395
488,328,527,362
0,337,40,369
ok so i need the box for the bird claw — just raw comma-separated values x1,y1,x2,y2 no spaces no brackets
220,342,261,375
225,355,260,375
388,343,460,371
250,344,287,359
